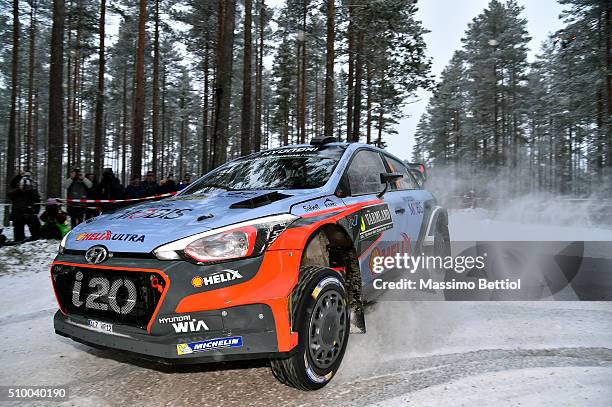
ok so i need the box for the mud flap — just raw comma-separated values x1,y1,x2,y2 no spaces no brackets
346,255,366,334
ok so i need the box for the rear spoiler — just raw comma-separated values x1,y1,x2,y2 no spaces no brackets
406,163,426,186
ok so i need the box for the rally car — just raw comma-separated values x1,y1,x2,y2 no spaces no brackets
51,137,450,390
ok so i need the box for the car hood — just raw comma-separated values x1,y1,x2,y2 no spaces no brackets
65,189,329,253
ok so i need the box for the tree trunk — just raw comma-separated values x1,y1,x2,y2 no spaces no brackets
121,65,128,185
253,0,265,152
131,0,147,178
47,0,65,198
161,68,167,177
179,94,185,177
299,1,307,143
94,0,105,175
323,0,335,137
212,0,236,168
240,0,253,156
69,6,81,171
346,13,354,141
152,0,160,175
6,0,19,189
65,5,72,172
33,88,39,178
351,30,364,142
606,6,612,167
366,61,372,144
201,41,210,172
376,66,384,147
26,0,37,171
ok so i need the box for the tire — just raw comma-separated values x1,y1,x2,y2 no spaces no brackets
433,219,451,257
270,266,350,390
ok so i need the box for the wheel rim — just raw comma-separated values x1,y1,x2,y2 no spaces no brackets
308,289,347,370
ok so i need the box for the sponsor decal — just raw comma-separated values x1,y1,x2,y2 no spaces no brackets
407,198,424,215
191,270,243,288
260,146,319,156
171,318,210,333
76,230,111,241
75,231,145,243
311,276,343,299
302,203,320,212
177,336,243,355
323,198,337,208
359,204,393,239
191,276,204,288
159,315,191,324
111,207,192,220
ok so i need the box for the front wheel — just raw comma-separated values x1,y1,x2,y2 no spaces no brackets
270,266,350,390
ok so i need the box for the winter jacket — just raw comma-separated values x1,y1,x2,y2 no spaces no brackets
95,174,124,201
66,177,93,207
142,181,159,197
8,187,41,220
158,181,178,195
125,184,144,200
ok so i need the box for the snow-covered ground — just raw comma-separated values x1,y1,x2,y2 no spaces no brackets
0,209,611,406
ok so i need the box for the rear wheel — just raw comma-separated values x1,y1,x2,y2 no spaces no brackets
270,266,350,390
434,219,451,257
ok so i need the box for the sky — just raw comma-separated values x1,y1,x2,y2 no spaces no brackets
387,0,566,160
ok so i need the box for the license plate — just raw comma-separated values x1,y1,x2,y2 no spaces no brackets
88,319,113,333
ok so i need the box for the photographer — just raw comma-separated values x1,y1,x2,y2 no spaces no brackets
7,172,41,242
66,167,93,228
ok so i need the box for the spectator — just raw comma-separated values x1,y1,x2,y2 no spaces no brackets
9,169,25,189
8,173,41,242
84,173,99,219
40,198,69,240
142,171,159,197
178,174,192,191
125,175,144,199
66,167,93,228
96,168,125,212
159,174,178,194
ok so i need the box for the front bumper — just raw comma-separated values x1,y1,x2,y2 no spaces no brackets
54,305,289,363
51,251,301,362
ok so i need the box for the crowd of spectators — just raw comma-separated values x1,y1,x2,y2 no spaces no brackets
2,168,193,244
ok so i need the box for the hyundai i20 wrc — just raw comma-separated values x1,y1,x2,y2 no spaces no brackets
51,137,450,390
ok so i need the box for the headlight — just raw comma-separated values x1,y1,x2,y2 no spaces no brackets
59,231,71,254
153,214,297,263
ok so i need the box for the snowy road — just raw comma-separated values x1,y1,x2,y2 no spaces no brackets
0,209,611,406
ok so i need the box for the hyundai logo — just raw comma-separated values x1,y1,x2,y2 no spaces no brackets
85,245,109,264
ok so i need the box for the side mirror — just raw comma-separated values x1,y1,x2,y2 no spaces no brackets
377,172,403,198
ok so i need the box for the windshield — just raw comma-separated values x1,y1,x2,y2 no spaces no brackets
181,145,345,194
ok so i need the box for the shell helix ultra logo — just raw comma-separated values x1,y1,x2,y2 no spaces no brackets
190,270,243,288
191,276,204,288
360,216,366,232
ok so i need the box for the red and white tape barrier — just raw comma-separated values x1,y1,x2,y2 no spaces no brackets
57,191,177,204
